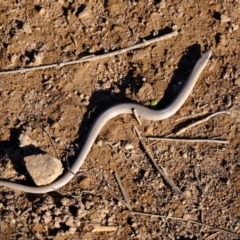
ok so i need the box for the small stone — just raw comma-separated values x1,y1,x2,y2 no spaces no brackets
42,213,52,224
235,78,240,86
39,8,46,15
80,93,84,99
54,208,62,215
79,177,92,189
231,23,239,32
11,218,17,224
66,216,74,227
83,100,90,105
61,197,70,206
10,54,18,64
159,0,166,9
19,134,37,147
144,126,153,135
183,190,191,198
53,220,61,228
24,154,63,186
137,83,153,99
34,52,44,65
172,24,178,31
96,140,103,147
123,143,134,150
22,23,32,33
5,194,14,200
58,0,65,4
69,227,77,234
85,201,94,210
220,14,231,23
218,34,226,46
32,216,40,224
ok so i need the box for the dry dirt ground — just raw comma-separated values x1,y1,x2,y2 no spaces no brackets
0,0,240,239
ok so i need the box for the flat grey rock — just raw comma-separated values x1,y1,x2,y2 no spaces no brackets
24,154,63,186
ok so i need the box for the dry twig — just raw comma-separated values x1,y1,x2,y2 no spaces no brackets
114,172,132,211
43,127,60,160
134,126,183,197
103,186,130,210
130,211,240,238
148,137,229,144
92,226,117,232
205,231,220,240
13,209,40,240
0,31,178,75
173,111,230,136
132,109,142,126
175,111,208,122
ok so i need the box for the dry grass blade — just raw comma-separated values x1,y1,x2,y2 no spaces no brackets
134,126,183,197
174,111,231,136
13,209,40,240
148,137,229,144
205,231,220,240
130,211,240,238
0,31,178,75
114,172,132,211
43,127,60,160
103,186,130,210
132,109,142,125
92,226,117,232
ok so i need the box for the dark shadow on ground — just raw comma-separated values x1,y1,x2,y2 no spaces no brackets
0,43,206,194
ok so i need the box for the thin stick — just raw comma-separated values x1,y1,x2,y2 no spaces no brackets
43,127,60,160
13,209,40,240
174,111,230,136
132,109,142,126
92,226,117,232
130,211,240,238
130,210,186,221
0,31,178,75
114,172,132,211
148,137,229,144
205,231,220,240
134,126,184,197
175,111,208,122
103,186,130,210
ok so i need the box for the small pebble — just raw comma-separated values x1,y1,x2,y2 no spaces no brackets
230,23,239,32
69,227,77,234
61,197,70,206
159,0,166,9
144,126,153,135
10,54,18,64
39,8,46,15
54,220,61,228
172,24,178,30
79,177,92,189
5,194,14,200
220,14,231,23
235,78,240,86
22,23,32,33
123,142,134,150
96,140,103,147
66,216,74,227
